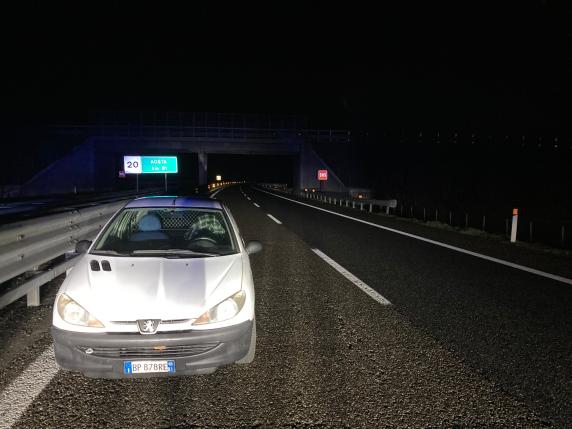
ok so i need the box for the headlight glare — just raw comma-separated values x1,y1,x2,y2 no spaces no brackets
57,294,104,328
193,290,246,325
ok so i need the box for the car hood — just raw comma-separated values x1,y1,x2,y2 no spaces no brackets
63,253,243,321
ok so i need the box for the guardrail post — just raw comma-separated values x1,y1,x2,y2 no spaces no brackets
27,286,40,307
369,203,373,213
360,202,364,211
352,201,355,209
529,221,533,242
334,198,337,205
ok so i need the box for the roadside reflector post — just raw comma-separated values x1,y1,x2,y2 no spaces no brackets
360,202,364,211
465,213,469,228
562,225,566,246
352,201,355,209
510,208,518,242
386,205,390,215
369,203,373,213
449,211,452,225
482,215,486,231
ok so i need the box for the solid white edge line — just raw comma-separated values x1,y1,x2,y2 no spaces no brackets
266,214,282,224
210,188,223,198
255,188,572,286
312,248,391,305
253,203,260,208
0,346,59,429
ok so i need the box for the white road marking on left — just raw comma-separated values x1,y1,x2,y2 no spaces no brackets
267,214,282,224
253,203,260,208
0,346,59,429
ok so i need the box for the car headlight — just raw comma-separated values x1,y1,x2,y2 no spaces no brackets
193,290,246,325
57,294,104,328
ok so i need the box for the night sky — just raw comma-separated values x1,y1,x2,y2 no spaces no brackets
3,2,569,132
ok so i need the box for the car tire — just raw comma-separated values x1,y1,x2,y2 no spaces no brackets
236,319,256,364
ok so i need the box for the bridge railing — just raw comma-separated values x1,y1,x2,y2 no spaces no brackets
56,125,352,143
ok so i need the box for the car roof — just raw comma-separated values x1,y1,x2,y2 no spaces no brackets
125,196,222,209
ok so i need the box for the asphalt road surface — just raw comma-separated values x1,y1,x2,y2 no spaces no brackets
1,185,571,428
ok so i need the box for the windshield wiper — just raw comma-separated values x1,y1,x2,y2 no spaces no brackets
130,249,218,258
89,250,131,257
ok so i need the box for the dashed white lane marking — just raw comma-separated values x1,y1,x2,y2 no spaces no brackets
266,214,282,224
253,203,260,208
312,248,391,305
256,188,572,286
0,346,59,429
246,197,251,201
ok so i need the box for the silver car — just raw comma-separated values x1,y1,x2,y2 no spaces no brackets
51,196,261,378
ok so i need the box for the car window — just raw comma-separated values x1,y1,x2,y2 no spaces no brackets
92,207,237,256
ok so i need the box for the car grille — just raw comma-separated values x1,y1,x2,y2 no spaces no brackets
77,343,219,359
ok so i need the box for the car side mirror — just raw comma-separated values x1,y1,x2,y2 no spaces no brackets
75,240,92,254
245,240,262,255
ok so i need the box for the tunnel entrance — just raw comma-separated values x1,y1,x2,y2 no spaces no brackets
207,154,296,187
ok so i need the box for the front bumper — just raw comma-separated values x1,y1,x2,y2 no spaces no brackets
51,321,252,378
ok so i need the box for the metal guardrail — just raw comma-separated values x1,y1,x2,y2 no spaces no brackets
0,200,126,310
301,192,397,214
258,185,397,214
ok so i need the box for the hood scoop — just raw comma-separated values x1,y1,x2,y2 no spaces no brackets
90,260,112,271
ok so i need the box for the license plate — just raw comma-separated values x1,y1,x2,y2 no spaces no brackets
124,360,175,374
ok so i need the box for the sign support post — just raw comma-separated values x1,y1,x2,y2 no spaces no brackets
136,174,139,192
164,173,168,192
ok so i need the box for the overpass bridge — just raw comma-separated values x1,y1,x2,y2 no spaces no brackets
22,114,351,196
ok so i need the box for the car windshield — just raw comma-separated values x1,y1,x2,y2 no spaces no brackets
91,207,237,257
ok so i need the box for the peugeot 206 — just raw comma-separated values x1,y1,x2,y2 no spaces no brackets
51,196,261,378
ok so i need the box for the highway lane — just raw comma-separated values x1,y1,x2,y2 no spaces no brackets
249,185,572,427
0,185,557,427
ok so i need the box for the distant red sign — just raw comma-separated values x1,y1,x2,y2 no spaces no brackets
317,170,328,181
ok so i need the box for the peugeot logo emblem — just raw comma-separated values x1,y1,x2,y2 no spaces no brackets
137,319,161,334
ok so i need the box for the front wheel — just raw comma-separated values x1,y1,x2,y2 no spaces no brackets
236,320,256,364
